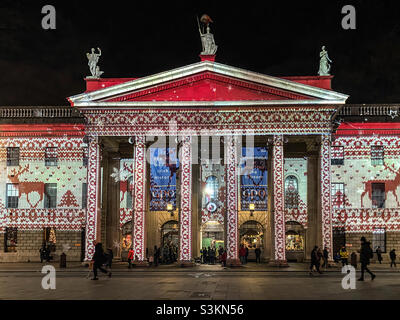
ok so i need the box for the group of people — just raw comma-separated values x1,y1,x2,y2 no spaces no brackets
127,243,178,268
334,244,397,270
200,245,227,266
309,246,330,275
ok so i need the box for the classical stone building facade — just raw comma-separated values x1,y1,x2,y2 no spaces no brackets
1,54,400,264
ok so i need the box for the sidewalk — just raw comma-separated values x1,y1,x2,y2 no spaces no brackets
0,261,398,273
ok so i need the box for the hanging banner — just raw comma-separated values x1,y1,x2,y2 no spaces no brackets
150,148,179,211
240,147,268,210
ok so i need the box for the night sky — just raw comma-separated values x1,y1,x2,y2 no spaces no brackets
1,0,400,105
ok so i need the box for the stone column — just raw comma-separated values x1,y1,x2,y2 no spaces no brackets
224,135,241,266
271,135,288,266
132,136,147,264
179,136,193,265
320,134,333,258
85,136,101,261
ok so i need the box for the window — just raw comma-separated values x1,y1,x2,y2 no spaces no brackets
44,183,57,208
331,146,344,165
372,183,385,208
6,184,19,208
205,175,218,202
285,231,304,251
45,147,58,166
6,147,19,166
285,175,298,209
82,183,87,209
332,183,345,208
371,146,384,166
372,228,386,252
126,176,133,209
4,227,17,252
82,147,88,167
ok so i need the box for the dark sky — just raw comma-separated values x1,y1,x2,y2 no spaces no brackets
1,0,400,105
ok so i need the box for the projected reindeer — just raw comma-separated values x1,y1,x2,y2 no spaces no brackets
361,163,400,207
7,164,44,208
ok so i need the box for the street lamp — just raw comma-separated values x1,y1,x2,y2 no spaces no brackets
167,203,174,217
249,203,255,217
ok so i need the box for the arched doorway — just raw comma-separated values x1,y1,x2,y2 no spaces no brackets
239,220,264,261
285,221,305,262
161,220,179,248
201,221,224,251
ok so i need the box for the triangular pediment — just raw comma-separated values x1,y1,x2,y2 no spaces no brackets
68,60,348,107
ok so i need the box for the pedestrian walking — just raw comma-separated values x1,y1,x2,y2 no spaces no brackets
255,246,261,264
339,246,349,266
91,243,112,280
245,246,249,264
127,247,134,269
218,245,224,262
154,245,160,267
309,246,323,275
376,246,383,264
322,247,329,269
358,236,376,281
390,249,396,268
350,252,357,269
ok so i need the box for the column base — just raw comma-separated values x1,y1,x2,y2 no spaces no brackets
268,260,289,267
132,261,149,267
179,261,194,267
227,259,242,267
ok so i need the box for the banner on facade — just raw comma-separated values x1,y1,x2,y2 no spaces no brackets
240,147,268,211
150,148,179,211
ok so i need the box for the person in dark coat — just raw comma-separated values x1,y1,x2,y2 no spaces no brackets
390,249,396,268
358,237,376,281
255,246,261,264
376,246,383,264
92,243,111,280
309,246,322,275
221,250,227,268
154,245,160,267
39,242,47,263
245,246,249,264
322,247,329,269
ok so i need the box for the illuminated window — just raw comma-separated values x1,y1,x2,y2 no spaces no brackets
372,183,385,209
7,147,19,166
45,147,58,166
205,175,218,202
285,231,304,251
126,176,133,209
331,146,344,165
285,175,298,209
332,183,345,208
371,146,384,166
372,228,386,252
6,183,19,208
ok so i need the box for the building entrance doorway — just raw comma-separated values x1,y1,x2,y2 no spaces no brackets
201,221,224,251
161,220,179,247
239,220,264,261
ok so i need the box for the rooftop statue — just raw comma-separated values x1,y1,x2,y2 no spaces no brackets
318,45,332,76
87,47,104,78
197,14,218,55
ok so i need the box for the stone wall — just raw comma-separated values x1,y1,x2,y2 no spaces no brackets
344,232,400,262
0,230,82,262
